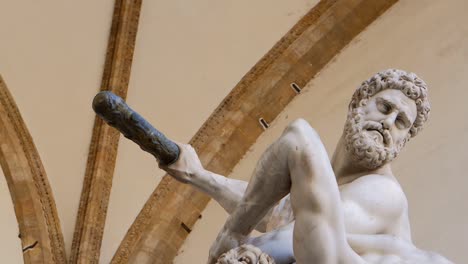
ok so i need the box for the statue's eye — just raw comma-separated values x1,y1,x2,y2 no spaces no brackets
395,116,405,128
396,115,410,129
377,101,392,114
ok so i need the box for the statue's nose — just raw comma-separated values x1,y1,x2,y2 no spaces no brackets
381,112,397,130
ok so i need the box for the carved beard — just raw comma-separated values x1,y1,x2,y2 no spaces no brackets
344,107,405,170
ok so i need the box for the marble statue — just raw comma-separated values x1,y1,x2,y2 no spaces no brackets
158,69,452,264
92,69,452,264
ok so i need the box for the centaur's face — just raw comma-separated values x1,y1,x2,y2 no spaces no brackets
344,89,417,169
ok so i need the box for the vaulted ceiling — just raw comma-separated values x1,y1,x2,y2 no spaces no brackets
2,0,463,263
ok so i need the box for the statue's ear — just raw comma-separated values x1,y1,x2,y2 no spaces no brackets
348,100,356,111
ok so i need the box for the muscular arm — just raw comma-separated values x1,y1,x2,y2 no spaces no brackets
209,119,364,264
160,143,293,232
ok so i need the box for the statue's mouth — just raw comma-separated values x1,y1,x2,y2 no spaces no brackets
367,129,388,146
361,121,394,148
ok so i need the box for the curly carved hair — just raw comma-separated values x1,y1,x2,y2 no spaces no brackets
349,69,431,138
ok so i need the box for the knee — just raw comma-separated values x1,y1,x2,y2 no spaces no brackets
284,118,312,133
282,120,333,185
281,119,321,151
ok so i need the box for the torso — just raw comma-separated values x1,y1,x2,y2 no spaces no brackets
263,174,453,263
338,174,409,236
268,174,410,238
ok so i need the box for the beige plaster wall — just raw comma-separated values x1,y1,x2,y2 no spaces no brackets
0,0,466,263
0,170,23,262
175,0,468,263
0,0,114,261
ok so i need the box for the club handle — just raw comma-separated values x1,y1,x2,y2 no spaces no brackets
92,91,180,166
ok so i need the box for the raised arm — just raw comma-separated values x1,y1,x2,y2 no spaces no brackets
159,143,293,232
92,91,293,232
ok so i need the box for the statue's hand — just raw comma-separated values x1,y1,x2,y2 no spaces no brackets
207,230,245,264
159,143,204,184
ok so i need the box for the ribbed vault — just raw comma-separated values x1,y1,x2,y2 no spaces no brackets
0,0,399,263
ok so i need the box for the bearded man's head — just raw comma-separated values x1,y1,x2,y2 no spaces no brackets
344,69,431,169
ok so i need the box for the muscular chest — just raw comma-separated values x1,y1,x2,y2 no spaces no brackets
338,175,406,235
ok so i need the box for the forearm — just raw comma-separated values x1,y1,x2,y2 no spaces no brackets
162,143,291,232
190,169,281,232
224,199,272,236
222,180,289,236
191,169,247,214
